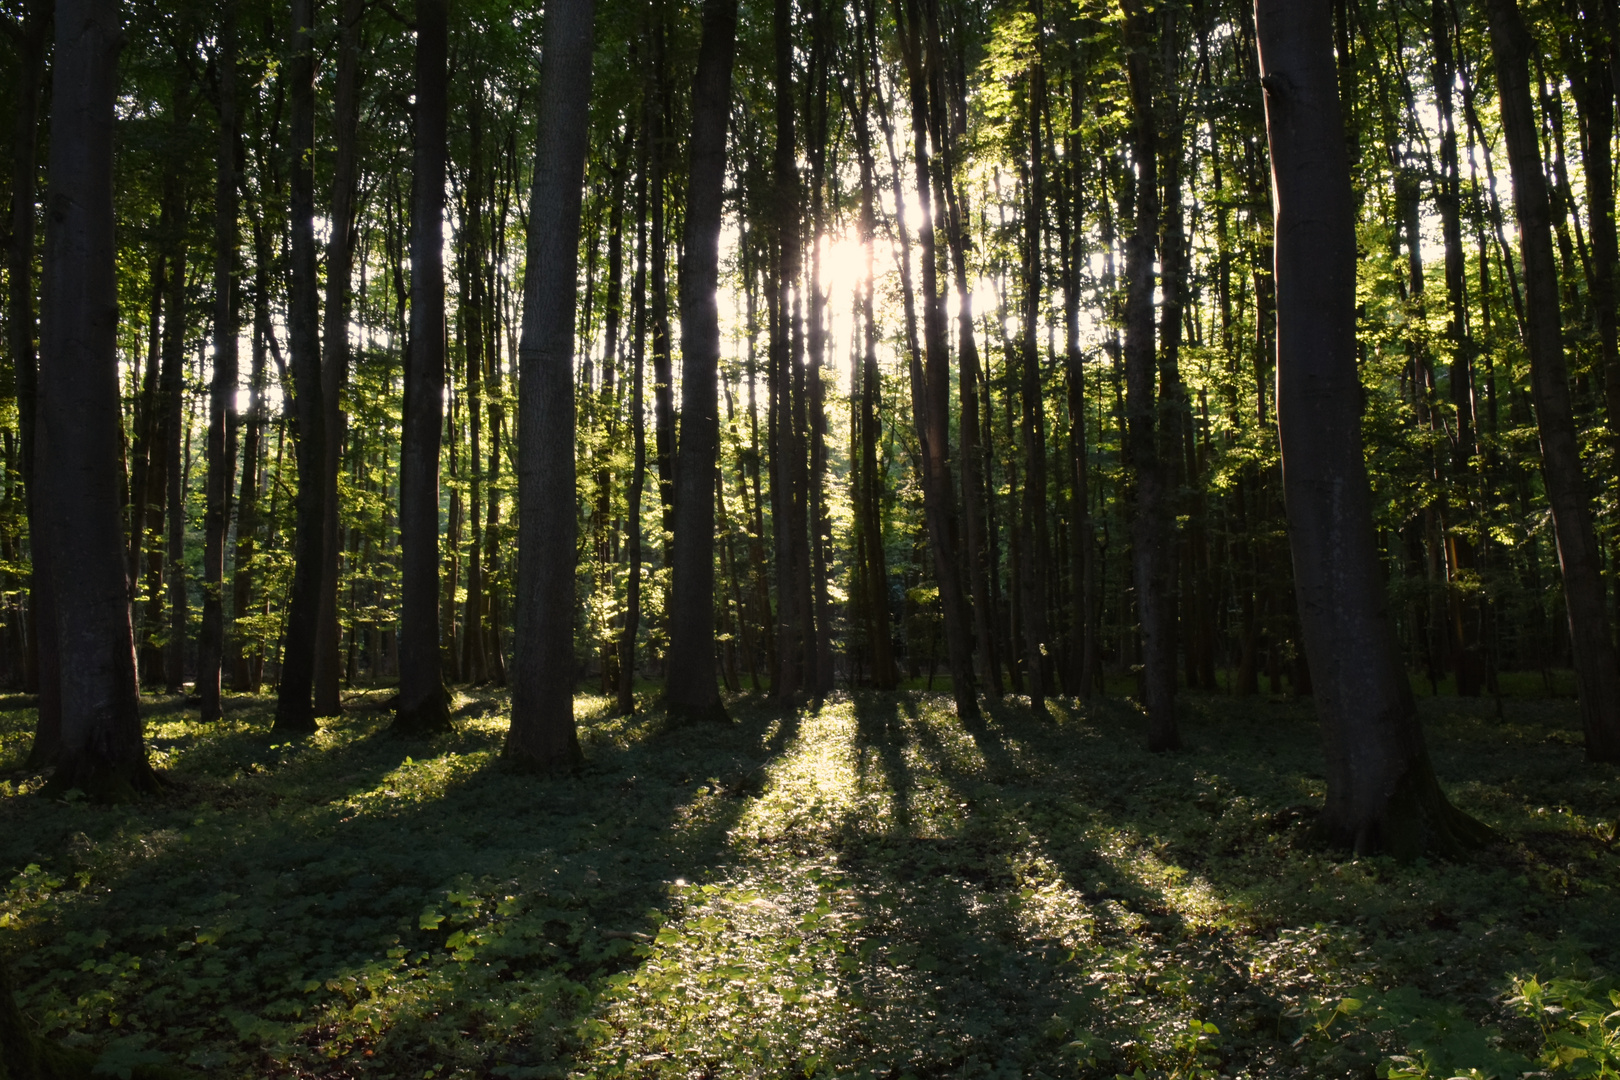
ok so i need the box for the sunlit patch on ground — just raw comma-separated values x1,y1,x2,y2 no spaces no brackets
1,689,1617,1077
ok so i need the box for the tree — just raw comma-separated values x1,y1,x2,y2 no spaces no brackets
506,0,596,770
10,0,59,767
664,0,741,724
198,0,238,725
37,0,157,797
394,0,453,736
1122,0,1178,751
274,0,329,737
1257,0,1488,856
1485,0,1620,763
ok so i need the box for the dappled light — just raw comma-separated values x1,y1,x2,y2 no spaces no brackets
5,690,1618,1077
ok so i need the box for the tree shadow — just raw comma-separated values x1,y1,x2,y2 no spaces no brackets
0,690,804,1076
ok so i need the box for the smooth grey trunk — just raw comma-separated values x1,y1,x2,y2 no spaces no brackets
394,0,451,735
1259,0,1489,855
274,0,327,736
199,0,238,723
1486,0,1620,761
506,0,595,770
664,0,739,723
38,0,156,797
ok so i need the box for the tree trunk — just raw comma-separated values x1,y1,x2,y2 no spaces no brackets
664,0,739,724
507,0,595,770
1018,4,1052,708
849,11,896,689
313,0,364,718
1487,0,1620,761
231,216,271,693
274,0,328,736
617,84,651,717
394,0,451,735
770,0,802,703
198,0,238,723
38,0,157,796
12,0,58,766
895,0,978,721
1258,0,1489,855
160,174,188,697
1123,0,1178,750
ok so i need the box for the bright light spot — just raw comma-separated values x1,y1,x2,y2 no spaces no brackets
818,234,869,299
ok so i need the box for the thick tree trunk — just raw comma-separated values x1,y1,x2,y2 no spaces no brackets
313,0,364,717
394,0,451,735
506,0,595,770
664,0,739,723
274,0,328,736
1487,0,1620,761
13,0,58,766
198,0,238,723
38,0,157,797
1122,0,1178,750
1259,0,1489,855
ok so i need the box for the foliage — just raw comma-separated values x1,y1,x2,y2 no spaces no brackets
3,688,1618,1077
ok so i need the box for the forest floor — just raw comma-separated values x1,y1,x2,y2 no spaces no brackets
1,686,1617,1080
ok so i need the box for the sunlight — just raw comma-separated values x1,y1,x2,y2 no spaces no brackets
817,233,869,301
733,697,898,843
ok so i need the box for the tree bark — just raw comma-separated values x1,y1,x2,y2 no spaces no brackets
198,0,238,723
1486,0,1620,761
895,0,978,721
313,0,364,717
770,0,802,703
1122,0,1178,750
12,0,59,766
394,0,451,735
1019,2,1052,708
617,84,651,717
38,0,157,797
506,0,595,770
160,173,188,697
1259,0,1489,856
274,0,328,736
664,0,739,724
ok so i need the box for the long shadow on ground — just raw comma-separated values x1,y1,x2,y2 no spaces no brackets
0,690,802,1077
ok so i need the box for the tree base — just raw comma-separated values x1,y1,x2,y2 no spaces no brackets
391,688,453,737
40,755,161,803
1311,761,1496,861
270,704,319,739
499,741,583,776
663,696,731,727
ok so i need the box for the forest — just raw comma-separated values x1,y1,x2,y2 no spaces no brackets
2,0,1620,1075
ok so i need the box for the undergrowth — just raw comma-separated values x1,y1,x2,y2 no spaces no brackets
1,687,1616,1078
